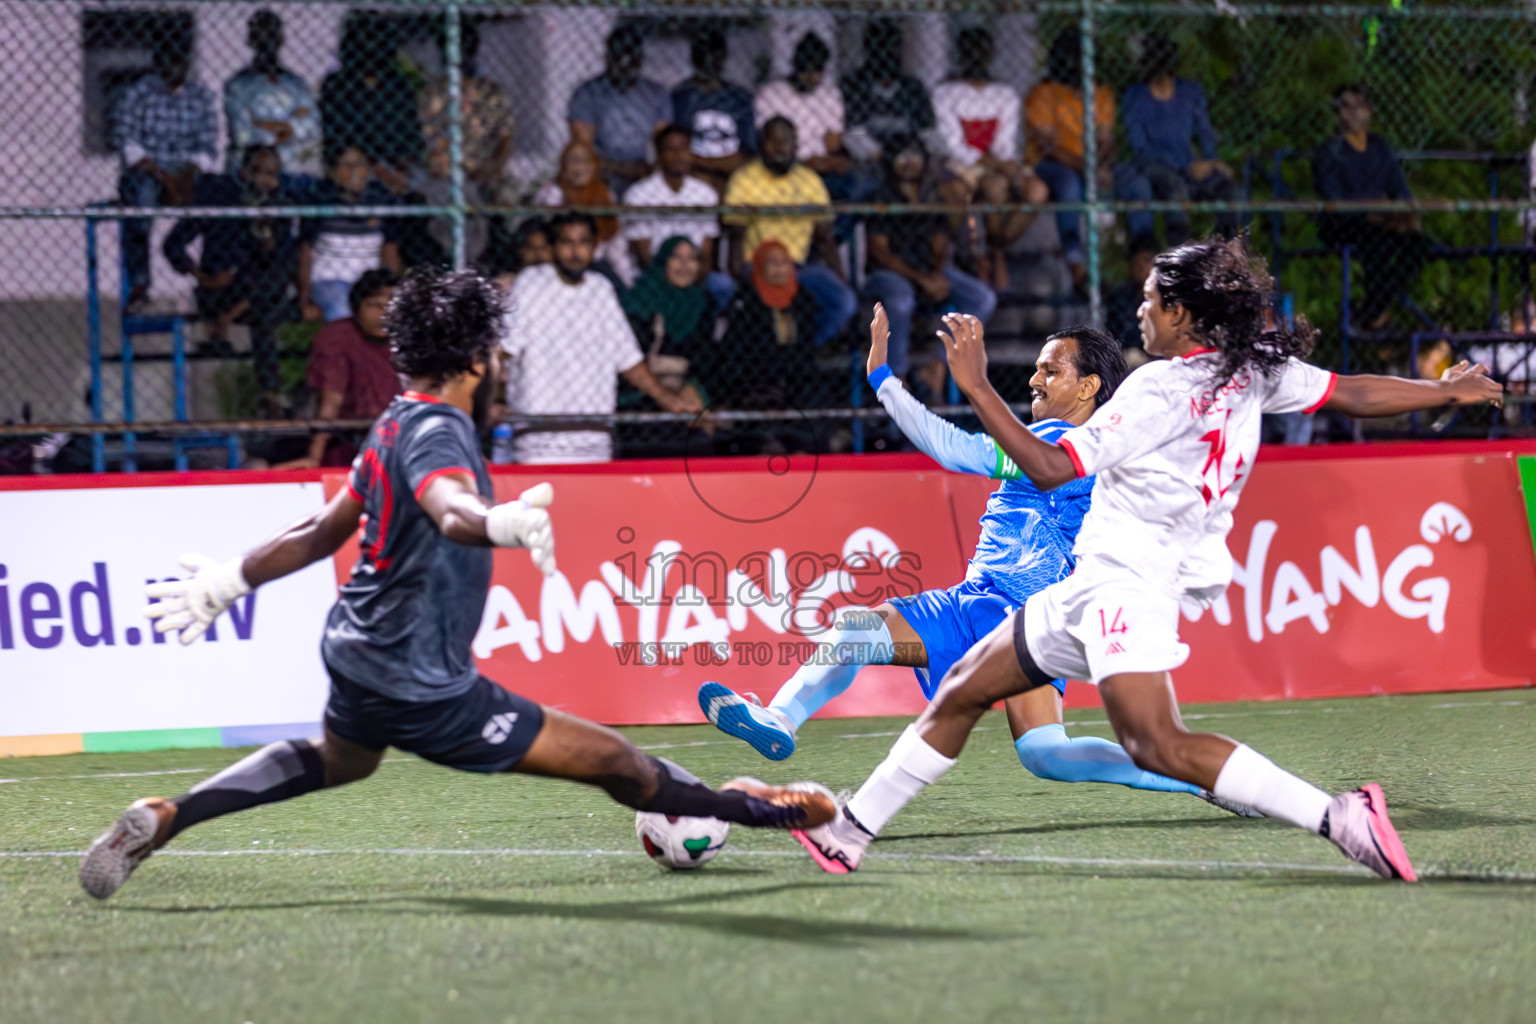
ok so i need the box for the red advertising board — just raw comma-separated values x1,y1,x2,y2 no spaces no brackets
316,444,1535,724
325,454,968,723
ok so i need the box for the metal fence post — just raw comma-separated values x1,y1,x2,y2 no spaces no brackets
1080,0,1101,326
445,0,467,271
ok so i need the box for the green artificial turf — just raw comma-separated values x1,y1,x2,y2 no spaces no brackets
3,690,1534,1023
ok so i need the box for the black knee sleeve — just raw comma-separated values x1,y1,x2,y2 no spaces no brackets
168,739,326,839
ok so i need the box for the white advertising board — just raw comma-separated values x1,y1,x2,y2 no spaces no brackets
0,482,336,736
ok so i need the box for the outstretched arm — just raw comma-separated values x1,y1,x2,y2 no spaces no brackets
1323,360,1503,418
243,487,364,587
147,488,365,644
867,305,1005,477
939,314,1079,491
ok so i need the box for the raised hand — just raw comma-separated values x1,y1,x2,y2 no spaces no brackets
867,303,890,377
1440,360,1504,408
938,313,990,397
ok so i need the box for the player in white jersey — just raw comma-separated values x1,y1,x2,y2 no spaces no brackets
792,238,1503,880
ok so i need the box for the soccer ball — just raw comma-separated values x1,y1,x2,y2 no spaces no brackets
635,811,730,869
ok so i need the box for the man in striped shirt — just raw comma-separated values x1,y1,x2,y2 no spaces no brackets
114,32,219,310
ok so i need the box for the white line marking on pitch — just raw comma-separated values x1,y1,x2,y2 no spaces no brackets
1,697,1527,785
1,846,1530,882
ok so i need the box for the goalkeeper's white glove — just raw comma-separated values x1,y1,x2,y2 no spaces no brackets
144,553,251,646
485,482,557,576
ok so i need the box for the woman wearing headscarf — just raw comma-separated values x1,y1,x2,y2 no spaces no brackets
707,239,823,453
622,235,713,400
536,140,635,285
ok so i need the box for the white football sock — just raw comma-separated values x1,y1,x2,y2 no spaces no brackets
1213,744,1331,833
844,724,957,837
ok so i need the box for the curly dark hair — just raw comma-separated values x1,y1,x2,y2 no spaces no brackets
385,269,506,384
1150,238,1316,388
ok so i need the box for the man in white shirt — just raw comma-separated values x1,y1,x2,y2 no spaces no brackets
502,213,702,464
753,33,850,180
792,239,1504,881
623,126,722,267
932,27,1021,183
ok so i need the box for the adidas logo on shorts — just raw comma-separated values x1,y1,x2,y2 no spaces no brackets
482,712,519,745
1105,642,1127,655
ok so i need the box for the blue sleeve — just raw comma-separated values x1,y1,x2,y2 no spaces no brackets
735,88,759,154
1122,86,1150,160
197,86,220,159
1188,82,1218,160
870,366,1000,477
569,80,599,124
1312,142,1342,200
1382,139,1411,199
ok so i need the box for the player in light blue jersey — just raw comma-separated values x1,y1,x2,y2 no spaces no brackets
700,307,1254,813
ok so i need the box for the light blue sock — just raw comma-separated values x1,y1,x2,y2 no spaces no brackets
768,612,895,729
1015,723,1201,795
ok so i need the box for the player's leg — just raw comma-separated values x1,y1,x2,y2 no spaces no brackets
1005,686,1198,795
1006,688,1259,814
792,614,1031,873
699,604,919,761
1096,670,1415,879
79,727,383,899
512,707,833,829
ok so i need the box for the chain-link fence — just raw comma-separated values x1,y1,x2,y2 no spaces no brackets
1,0,1533,473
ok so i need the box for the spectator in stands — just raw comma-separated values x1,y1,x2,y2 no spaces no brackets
622,236,714,404
113,29,219,312
298,145,403,323
569,24,673,196
224,10,320,179
535,140,634,286
841,20,937,165
671,27,757,191
932,27,1021,191
975,162,1050,292
490,217,553,290
1115,34,1240,247
502,212,701,463
1025,30,1116,290
708,240,824,452
754,33,851,190
1104,238,1158,349
1313,84,1428,332
723,117,856,346
279,269,402,469
320,13,423,194
163,145,295,406
418,17,513,202
862,134,997,377
410,136,490,270
623,124,730,304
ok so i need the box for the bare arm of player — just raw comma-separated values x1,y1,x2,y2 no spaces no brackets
938,313,1079,490
242,487,365,587
418,475,557,574
1323,360,1504,418
146,489,365,645
417,472,496,548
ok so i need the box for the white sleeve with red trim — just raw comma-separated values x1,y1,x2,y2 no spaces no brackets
1057,363,1183,478
1261,357,1337,415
